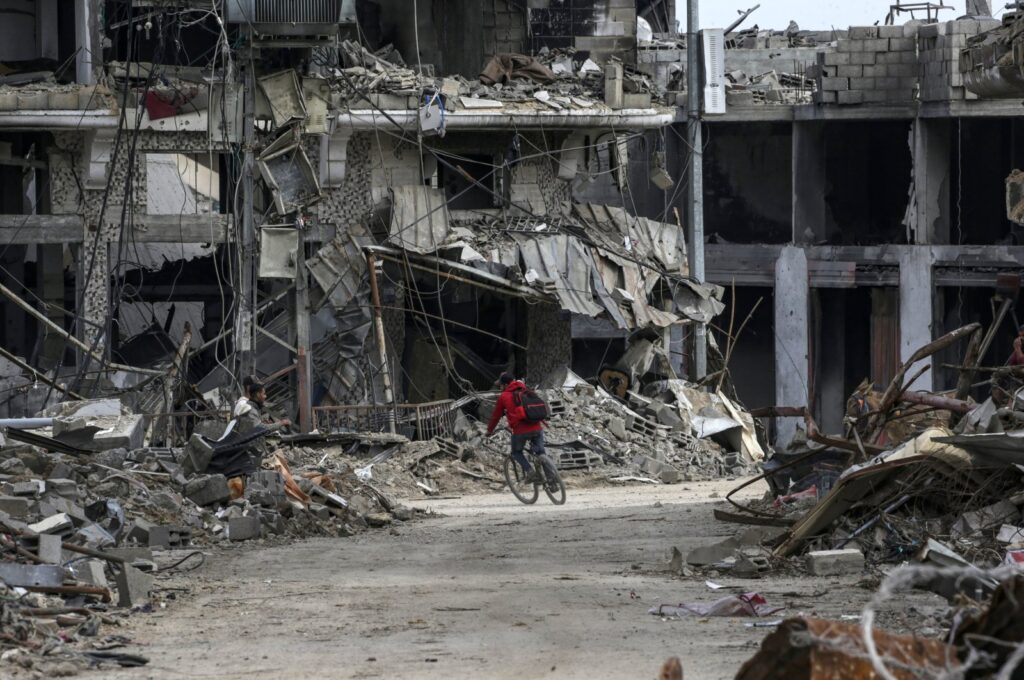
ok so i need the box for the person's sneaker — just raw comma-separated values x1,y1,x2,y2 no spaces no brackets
524,469,542,485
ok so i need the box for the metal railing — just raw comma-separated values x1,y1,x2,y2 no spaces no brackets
313,400,458,440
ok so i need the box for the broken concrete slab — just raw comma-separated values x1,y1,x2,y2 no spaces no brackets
997,524,1024,544
0,563,63,587
806,549,865,576
91,415,146,452
687,537,740,566
952,499,1021,537
27,513,73,535
43,398,125,418
0,495,31,518
184,474,231,507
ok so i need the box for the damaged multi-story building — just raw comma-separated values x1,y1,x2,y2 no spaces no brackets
0,0,723,442
678,1,1024,447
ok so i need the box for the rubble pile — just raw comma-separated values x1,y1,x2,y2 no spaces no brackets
0,398,418,671
331,40,660,111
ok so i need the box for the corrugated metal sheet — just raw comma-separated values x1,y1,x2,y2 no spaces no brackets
514,234,604,317
388,185,449,254
307,230,373,311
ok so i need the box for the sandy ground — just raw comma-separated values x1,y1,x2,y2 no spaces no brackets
105,478,946,680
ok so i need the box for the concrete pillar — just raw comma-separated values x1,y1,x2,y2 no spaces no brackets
75,0,98,85
775,246,810,448
899,247,936,392
792,121,827,244
909,119,951,244
79,241,109,354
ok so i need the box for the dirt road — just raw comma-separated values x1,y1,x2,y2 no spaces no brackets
114,479,934,680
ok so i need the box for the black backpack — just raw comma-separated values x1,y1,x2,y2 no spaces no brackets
513,386,549,423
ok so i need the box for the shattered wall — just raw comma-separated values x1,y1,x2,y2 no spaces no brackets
527,0,638,64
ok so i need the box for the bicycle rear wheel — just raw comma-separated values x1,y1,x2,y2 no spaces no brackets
538,454,566,505
504,456,539,505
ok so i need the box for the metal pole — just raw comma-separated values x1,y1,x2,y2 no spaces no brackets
686,0,707,379
236,34,256,380
295,226,313,433
365,253,396,433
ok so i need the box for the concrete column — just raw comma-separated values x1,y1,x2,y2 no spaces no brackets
775,246,810,448
910,119,951,244
899,247,936,392
792,121,827,244
75,0,98,85
79,241,109,354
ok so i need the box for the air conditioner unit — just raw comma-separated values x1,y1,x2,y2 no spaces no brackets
225,0,357,37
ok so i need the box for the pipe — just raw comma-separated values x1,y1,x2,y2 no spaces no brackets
365,253,396,434
337,110,676,131
0,418,54,429
900,390,973,414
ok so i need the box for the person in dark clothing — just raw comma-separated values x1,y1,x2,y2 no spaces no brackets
486,372,546,484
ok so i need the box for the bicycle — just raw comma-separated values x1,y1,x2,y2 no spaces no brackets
503,449,566,505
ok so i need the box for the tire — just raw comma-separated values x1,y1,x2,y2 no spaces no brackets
504,456,538,505
538,454,567,505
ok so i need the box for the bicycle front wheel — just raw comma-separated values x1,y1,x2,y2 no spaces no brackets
539,454,567,505
504,456,539,505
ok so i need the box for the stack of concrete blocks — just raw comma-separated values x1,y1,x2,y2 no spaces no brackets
817,24,921,105
919,19,1000,102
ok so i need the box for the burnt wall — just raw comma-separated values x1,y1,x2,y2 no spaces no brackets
528,0,637,64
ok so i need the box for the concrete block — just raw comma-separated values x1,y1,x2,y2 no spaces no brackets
836,40,857,53
837,90,864,105
876,76,899,89
889,38,917,51
815,90,837,104
887,63,918,77
105,547,154,562
919,23,946,38
228,515,261,541
115,564,153,607
878,25,904,39
824,52,850,66
71,559,108,589
184,474,230,507
836,65,863,78
863,38,889,51
806,549,865,576
849,77,876,90
36,534,63,564
862,65,885,77
849,52,877,65
687,537,739,566
949,19,979,35
16,92,48,109
660,468,680,484
46,478,78,499
0,563,63,587
0,496,31,518
821,77,849,91
92,415,145,451
9,481,44,496
849,26,878,39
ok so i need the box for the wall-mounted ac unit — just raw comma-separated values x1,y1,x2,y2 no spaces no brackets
225,0,356,37
701,28,726,115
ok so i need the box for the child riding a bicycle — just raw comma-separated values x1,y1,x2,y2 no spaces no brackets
486,372,547,484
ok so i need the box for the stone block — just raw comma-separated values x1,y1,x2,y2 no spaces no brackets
184,474,231,507
0,496,31,518
115,564,153,607
228,515,261,541
806,549,865,576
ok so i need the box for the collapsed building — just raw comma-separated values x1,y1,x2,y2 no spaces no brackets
0,0,728,436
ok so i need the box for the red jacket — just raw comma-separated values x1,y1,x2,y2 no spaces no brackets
486,381,544,435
